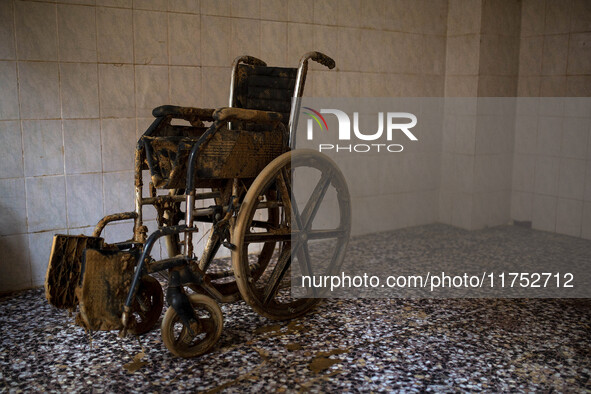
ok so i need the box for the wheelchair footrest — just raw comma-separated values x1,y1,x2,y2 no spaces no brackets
75,248,137,331
45,234,104,310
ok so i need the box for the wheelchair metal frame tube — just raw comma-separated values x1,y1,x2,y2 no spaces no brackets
228,55,267,130
133,145,144,242
121,225,197,327
288,59,309,149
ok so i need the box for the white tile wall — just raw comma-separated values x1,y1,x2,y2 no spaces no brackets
58,4,98,63
60,63,100,119
0,121,23,179
25,176,67,233
0,62,19,119
18,62,60,119
22,120,64,177
63,119,102,174
1,0,589,293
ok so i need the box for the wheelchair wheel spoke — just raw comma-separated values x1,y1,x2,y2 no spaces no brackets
243,230,290,244
301,170,332,230
233,150,351,320
262,243,293,305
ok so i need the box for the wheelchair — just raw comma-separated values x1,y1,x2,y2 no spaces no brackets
45,52,351,358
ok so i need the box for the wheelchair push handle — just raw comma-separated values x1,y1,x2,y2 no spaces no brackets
304,51,336,69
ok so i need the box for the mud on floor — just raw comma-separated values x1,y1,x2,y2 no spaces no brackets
1,224,591,392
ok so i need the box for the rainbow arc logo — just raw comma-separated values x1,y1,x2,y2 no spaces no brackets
302,107,328,131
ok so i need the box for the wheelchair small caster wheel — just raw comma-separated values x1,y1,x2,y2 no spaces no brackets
129,276,164,335
161,294,223,358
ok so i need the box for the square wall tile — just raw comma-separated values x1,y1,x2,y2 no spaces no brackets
99,64,135,118
15,1,58,61
287,22,314,65
540,76,566,96
134,10,168,65
60,63,99,119
18,62,60,119
544,0,572,34
445,35,480,76
520,0,545,36
558,158,585,200
567,33,591,76
556,198,583,237
566,76,591,97
201,16,232,67
135,65,169,118
231,18,260,59
0,1,15,60
169,13,200,66
26,176,67,232
287,0,313,23
170,66,201,107
97,7,133,64
511,191,533,222
101,118,136,172
447,0,482,35
311,69,337,97
0,234,31,292
22,120,64,177
536,117,562,156
66,173,103,228
0,178,27,236
0,121,23,179
541,34,569,76
570,0,591,33
0,62,19,120
261,22,287,66
519,36,543,77
28,230,61,287
201,0,230,16
336,27,361,72
261,0,288,21
232,0,259,18
200,67,230,108
534,156,560,196
58,4,97,62
337,0,361,27
134,0,168,10
63,119,102,174
512,154,536,193
337,71,359,97
103,171,134,214
532,194,557,233
169,0,200,13
359,0,384,29
514,115,538,154
451,192,474,230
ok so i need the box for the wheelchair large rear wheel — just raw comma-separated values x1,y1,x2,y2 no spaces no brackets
232,150,351,320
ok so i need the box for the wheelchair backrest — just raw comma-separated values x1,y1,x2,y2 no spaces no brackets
231,64,298,132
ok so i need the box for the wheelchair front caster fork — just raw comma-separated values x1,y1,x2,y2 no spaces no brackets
166,270,199,335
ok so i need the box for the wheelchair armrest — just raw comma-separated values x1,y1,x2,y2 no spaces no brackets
213,107,284,125
152,105,215,122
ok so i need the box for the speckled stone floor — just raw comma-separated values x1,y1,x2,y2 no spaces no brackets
1,224,590,392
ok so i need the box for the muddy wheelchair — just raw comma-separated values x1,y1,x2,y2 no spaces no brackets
45,52,351,358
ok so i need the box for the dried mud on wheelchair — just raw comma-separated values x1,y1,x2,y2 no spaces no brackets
45,52,351,358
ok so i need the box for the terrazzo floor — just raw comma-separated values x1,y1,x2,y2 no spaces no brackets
1,224,590,392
